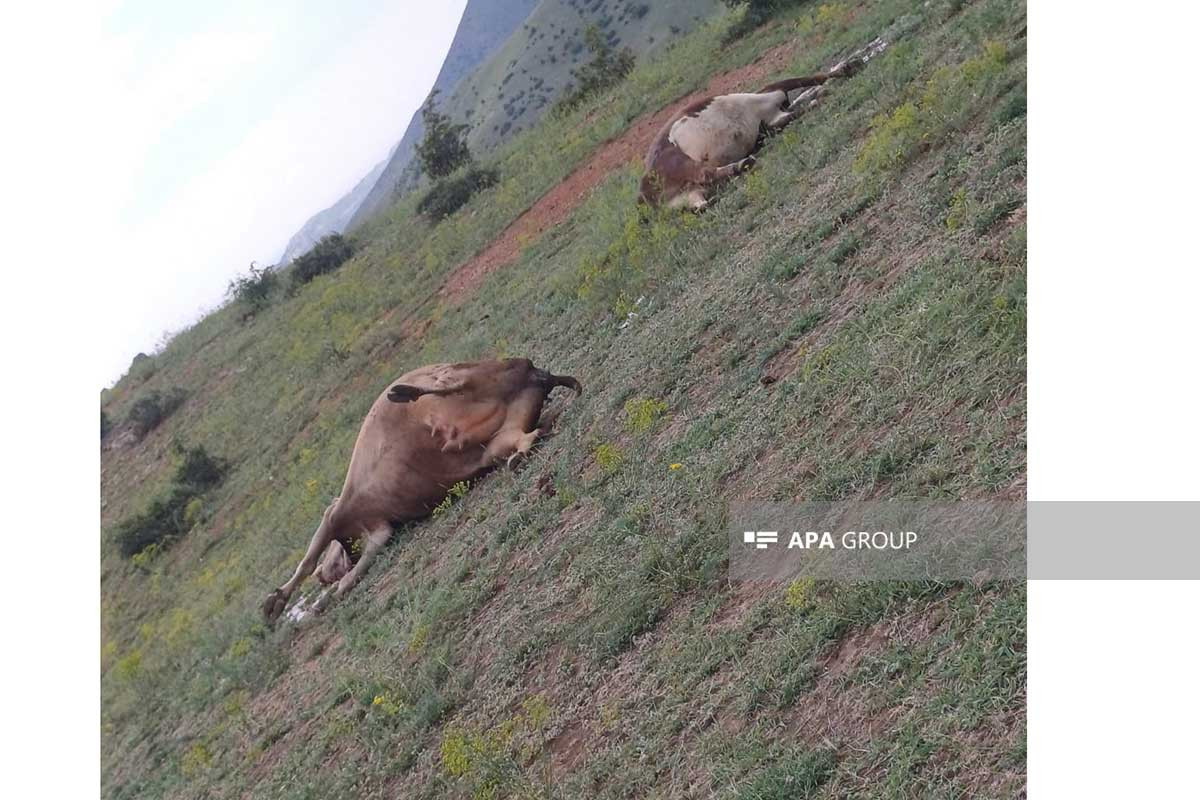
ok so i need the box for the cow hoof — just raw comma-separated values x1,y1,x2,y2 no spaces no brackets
262,590,287,623
739,155,757,174
313,589,335,614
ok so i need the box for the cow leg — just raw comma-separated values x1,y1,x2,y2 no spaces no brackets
766,86,830,131
759,58,865,132
678,156,757,212
263,503,337,622
715,156,756,180
766,107,801,130
333,526,392,600
262,535,324,622
506,429,541,469
755,58,862,97
483,426,541,469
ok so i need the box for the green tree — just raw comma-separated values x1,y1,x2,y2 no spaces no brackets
415,90,472,180
227,261,278,314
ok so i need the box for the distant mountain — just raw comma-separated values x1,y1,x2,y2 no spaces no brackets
277,157,387,265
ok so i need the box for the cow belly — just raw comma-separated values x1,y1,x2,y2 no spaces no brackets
668,95,770,165
343,446,486,523
341,400,511,523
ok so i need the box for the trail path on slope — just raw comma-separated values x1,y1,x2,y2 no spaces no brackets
438,38,803,304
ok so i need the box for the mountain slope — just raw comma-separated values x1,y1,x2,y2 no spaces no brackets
101,2,1027,798
348,0,721,229
277,157,387,265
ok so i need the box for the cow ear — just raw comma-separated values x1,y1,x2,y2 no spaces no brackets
387,384,425,403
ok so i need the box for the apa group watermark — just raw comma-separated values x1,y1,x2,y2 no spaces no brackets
731,500,1025,582
744,529,918,551
731,501,1200,581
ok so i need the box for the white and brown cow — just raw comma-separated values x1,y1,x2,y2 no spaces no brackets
262,358,581,622
638,58,865,211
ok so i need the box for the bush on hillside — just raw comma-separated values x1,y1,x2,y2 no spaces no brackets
722,0,807,41
127,352,156,382
227,262,279,315
173,444,226,493
556,25,635,111
101,409,111,440
416,90,473,180
291,233,354,287
417,167,500,222
126,387,187,438
114,443,226,558
115,487,192,558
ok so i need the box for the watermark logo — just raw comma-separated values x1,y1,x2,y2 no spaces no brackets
743,530,778,550
746,529,917,551
730,501,1026,581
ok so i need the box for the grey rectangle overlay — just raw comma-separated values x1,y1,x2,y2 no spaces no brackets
729,501,1200,580
1028,501,1200,579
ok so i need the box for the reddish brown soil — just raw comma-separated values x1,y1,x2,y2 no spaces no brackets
438,38,806,303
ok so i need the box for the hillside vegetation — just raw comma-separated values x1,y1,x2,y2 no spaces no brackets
101,1,1027,797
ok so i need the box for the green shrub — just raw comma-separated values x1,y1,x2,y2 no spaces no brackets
173,444,226,492
290,233,354,287
417,168,500,222
722,0,808,41
624,397,668,433
227,262,279,314
127,352,156,382
113,443,226,558
594,443,625,473
114,486,193,557
125,387,187,438
101,409,111,440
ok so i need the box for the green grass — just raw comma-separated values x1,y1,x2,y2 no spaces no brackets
101,1,1026,797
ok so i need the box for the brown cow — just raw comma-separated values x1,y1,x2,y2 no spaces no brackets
638,58,866,211
262,358,581,622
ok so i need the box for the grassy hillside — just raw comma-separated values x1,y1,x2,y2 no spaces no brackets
101,1,1027,797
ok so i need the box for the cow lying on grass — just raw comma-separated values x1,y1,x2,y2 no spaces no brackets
638,58,867,211
262,358,581,623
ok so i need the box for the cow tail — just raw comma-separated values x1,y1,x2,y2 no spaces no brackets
535,368,582,396
756,73,831,95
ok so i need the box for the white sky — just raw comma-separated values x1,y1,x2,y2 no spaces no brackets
9,1,468,385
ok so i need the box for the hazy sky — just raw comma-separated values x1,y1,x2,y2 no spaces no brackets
92,0,468,382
